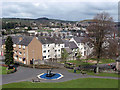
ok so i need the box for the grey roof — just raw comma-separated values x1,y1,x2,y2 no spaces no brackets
38,36,63,44
73,37,86,43
63,40,78,49
18,36,33,46
64,47,72,54
2,36,22,45
2,36,33,46
11,36,22,44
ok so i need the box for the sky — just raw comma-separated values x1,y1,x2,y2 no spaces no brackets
1,0,119,21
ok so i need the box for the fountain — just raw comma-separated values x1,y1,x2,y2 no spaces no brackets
37,69,63,80
46,70,55,77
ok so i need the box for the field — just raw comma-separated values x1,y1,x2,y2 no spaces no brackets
2,78,118,88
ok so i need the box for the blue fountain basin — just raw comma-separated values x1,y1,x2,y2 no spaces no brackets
37,73,63,80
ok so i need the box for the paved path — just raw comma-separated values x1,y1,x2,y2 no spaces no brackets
1,66,119,85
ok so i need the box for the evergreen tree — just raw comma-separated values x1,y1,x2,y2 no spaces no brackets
4,36,14,66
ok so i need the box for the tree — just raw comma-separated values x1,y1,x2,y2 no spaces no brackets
76,49,82,61
87,12,117,73
4,36,14,66
61,49,69,63
28,26,32,30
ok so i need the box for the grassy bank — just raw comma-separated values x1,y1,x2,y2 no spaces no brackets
2,78,118,88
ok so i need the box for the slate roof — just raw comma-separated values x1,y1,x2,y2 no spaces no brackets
63,40,78,49
38,36,63,44
17,36,33,46
73,37,86,43
2,36,33,46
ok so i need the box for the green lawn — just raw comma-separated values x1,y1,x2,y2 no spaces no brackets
2,78,118,88
68,69,119,77
87,58,115,64
0,66,7,75
0,66,14,75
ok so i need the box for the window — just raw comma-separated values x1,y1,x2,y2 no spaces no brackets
22,46,25,49
48,50,50,52
48,44,49,47
19,45,21,48
58,49,60,52
84,47,86,50
19,57,22,61
58,44,60,46
14,56,17,60
55,50,57,52
55,55,57,57
19,52,22,55
13,44,16,47
44,45,46,48
14,51,17,54
24,52,25,56
43,56,46,58
48,55,50,57
43,50,46,53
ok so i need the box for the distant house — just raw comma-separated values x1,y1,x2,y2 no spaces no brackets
32,27,39,30
24,27,28,30
15,27,20,30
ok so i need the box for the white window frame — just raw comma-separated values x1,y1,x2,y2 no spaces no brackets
19,45,21,48
22,46,25,49
19,57,22,61
13,44,16,47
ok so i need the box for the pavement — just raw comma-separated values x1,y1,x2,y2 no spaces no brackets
1,66,119,85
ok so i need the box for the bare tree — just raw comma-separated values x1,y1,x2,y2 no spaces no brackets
87,12,117,73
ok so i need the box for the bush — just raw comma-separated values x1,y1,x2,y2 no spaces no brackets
14,61,58,69
7,67,16,74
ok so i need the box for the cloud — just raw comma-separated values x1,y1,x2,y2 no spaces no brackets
1,1,118,21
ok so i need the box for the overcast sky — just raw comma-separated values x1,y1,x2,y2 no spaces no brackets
1,0,119,21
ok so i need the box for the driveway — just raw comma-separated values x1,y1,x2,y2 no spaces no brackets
1,66,119,85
